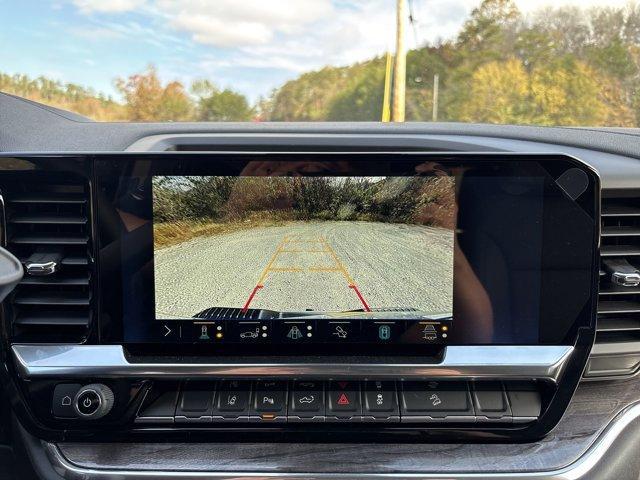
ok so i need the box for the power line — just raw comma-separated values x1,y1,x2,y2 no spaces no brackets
407,0,420,47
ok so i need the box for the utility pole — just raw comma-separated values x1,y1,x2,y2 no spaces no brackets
432,73,439,122
392,0,406,122
381,51,392,122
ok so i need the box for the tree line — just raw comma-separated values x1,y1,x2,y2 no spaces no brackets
153,176,455,229
2,0,639,126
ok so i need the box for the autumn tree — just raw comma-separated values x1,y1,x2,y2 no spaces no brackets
0,72,126,121
115,66,192,121
531,60,634,126
458,58,529,123
4,0,640,126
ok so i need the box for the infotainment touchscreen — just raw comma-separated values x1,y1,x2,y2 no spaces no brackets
152,175,455,341
95,153,599,353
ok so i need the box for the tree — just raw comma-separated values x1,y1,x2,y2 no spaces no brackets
0,72,127,121
457,0,521,58
115,66,192,121
458,58,529,124
191,80,253,121
531,59,634,126
327,62,386,121
266,63,377,121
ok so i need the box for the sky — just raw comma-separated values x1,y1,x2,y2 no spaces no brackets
0,0,632,103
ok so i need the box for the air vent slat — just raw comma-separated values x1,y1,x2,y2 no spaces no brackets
1,175,93,344
596,317,640,332
602,226,640,237
9,214,87,225
601,205,640,217
13,312,90,327
61,256,89,266
9,193,86,204
10,234,88,245
18,255,89,266
599,285,640,295
20,274,89,286
598,300,640,314
601,245,640,257
13,292,90,306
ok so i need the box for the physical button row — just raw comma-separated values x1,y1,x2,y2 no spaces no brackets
136,380,541,424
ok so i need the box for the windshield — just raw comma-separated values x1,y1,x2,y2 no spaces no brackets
1,0,637,126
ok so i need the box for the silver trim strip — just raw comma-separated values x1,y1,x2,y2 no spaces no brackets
11,345,573,381
42,401,640,479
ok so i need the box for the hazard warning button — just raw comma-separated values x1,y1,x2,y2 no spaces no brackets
327,381,361,421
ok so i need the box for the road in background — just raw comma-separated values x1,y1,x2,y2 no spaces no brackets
154,221,453,318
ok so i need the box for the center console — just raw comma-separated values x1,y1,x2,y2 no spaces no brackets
0,151,599,442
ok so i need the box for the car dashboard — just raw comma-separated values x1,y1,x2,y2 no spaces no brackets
0,93,640,480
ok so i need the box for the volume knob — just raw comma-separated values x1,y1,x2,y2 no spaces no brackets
73,384,114,420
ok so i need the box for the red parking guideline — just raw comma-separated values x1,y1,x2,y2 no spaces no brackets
349,284,371,312
242,285,263,313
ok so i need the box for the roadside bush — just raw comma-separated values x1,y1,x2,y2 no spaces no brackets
153,175,456,229
413,177,456,229
179,176,234,220
223,177,296,219
336,203,357,220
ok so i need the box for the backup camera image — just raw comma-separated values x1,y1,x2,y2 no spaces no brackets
152,175,455,320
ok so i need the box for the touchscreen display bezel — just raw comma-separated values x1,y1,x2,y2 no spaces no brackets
94,152,599,355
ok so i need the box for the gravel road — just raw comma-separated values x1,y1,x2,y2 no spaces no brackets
154,221,453,318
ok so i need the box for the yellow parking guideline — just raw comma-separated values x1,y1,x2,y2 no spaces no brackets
319,236,355,285
255,234,357,286
280,249,329,253
309,266,342,272
256,238,286,285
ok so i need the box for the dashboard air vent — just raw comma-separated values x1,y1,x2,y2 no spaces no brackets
586,195,640,378
2,175,93,343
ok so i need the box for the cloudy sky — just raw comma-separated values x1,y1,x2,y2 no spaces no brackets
0,0,631,102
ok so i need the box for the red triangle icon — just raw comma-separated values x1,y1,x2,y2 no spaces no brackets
337,393,350,405
337,381,348,389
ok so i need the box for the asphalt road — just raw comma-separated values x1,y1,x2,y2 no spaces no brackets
154,221,453,318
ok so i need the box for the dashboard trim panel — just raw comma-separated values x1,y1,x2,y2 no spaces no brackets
12,344,573,381
42,399,640,479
